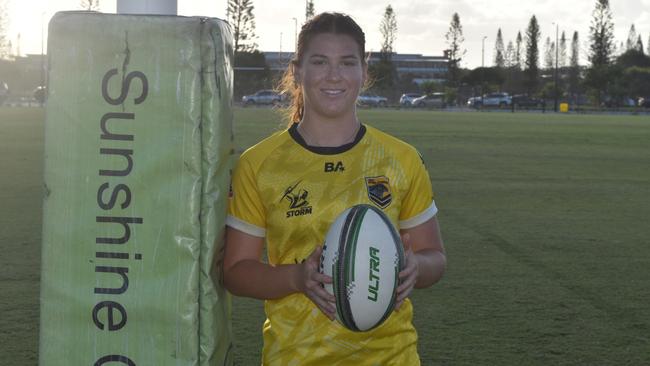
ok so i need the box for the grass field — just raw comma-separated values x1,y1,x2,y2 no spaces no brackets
1,106,649,365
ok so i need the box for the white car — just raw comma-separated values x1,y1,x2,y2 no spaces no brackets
412,93,446,108
357,94,388,107
482,92,511,107
242,90,282,106
467,96,482,108
639,97,650,108
399,93,422,107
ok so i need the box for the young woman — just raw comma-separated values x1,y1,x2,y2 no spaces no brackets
223,12,446,365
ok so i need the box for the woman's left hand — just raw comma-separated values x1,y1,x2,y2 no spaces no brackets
395,233,418,310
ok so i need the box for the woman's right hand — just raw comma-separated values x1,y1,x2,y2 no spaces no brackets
294,246,336,320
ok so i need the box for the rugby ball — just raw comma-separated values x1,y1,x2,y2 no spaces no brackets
320,204,404,332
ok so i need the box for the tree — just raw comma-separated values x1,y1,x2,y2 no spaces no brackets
586,0,615,105
515,31,524,69
622,67,650,98
494,28,505,68
462,67,506,89
445,13,466,86
370,5,398,96
611,48,650,105
80,0,100,11
503,38,524,93
607,49,650,105
305,0,315,20
549,39,555,70
233,50,269,98
367,61,398,97
616,48,650,68
626,24,637,51
524,15,541,93
647,34,650,55
588,0,614,67
544,36,554,70
505,41,516,68
419,80,443,94
636,35,644,54
0,0,9,59
227,0,258,53
559,31,567,68
379,5,397,60
568,31,581,97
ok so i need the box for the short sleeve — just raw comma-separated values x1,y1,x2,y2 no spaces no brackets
227,154,267,237
398,149,438,229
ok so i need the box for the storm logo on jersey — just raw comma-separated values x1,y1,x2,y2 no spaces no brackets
281,181,313,218
365,176,392,209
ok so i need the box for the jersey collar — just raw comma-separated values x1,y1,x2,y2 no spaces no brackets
288,123,367,155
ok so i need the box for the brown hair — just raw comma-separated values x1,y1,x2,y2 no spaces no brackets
277,12,367,125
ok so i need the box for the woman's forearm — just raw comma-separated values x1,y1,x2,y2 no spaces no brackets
224,259,301,300
414,249,447,289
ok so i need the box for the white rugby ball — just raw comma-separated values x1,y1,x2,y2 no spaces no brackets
320,204,404,332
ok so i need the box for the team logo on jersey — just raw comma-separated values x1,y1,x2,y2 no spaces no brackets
365,176,392,209
324,161,345,172
281,180,313,218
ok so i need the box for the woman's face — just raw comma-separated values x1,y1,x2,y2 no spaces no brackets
295,33,367,121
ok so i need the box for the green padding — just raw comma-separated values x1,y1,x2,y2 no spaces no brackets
39,12,233,366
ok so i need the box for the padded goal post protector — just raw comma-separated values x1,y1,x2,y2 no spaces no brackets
39,12,234,365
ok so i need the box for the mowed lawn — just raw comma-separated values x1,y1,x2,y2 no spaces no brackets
1,106,649,365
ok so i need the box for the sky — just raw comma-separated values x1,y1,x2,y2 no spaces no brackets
6,0,650,68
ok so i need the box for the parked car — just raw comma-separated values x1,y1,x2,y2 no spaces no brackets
412,93,446,108
512,94,543,108
357,93,388,107
399,93,422,107
622,97,637,107
242,90,282,106
0,81,9,105
467,96,482,108
482,92,512,107
600,95,637,108
34,86,47,104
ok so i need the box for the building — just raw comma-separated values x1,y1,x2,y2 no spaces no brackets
261,51,449,84
263,51,293,72
366,52,448,84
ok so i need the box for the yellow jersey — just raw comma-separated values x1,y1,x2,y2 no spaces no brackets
227,123,438,365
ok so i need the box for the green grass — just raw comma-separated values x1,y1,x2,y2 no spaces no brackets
0,108,44,364
2,107,650,365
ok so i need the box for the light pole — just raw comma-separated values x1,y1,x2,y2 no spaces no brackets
481,36,487,102
482,36,487,68
554,23,559,112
